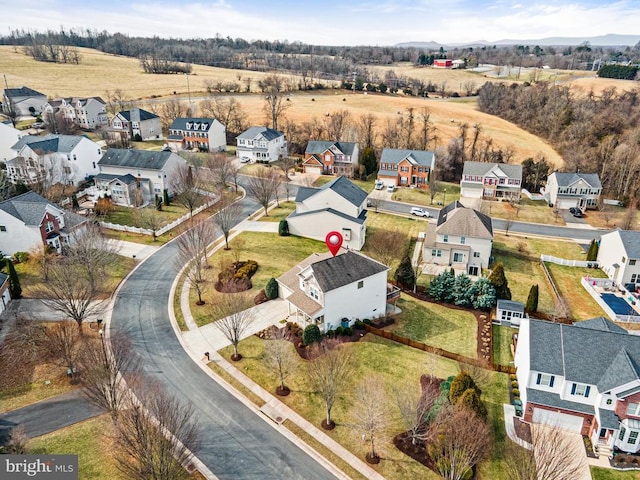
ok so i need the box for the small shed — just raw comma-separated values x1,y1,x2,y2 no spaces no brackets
496,299,526,327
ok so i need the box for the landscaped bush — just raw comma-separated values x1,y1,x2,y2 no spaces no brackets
511,380,519,388
234,260,258,279
335,326,344,336
265,277,279,299
286,322,303,337
353,320,365,330
278,219,290,236
363,319,373,325
510,374,517,381
512,388,520,397
13,252,29,263
325,329,335,339
342,327,353,336
449,372,482,404
302,324,322,345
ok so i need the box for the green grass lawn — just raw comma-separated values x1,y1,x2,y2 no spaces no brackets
493,233,586,260
102,202,194,228
591,467,640,480
259,201,295,222
392,181,460,206
389,296,478,358
219,334,509,480
312,175,375,192
546,264,608,320
493,325,517,366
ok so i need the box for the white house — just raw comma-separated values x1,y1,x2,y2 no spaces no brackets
496,299,527,326
0,191,86,255
236,126,286,163
2,86,47,117
167,117,226,153
286,176,368,250
109,108,162,142
43,97,108,130
546,172,602,210
460,161,522,201
6,134,102,187
0,272,10,315
277,250,390,333
515,316,640,454
96,148,186,206
302,140,360,177
0,122,24,163
422,201,493,276
597,230,640,290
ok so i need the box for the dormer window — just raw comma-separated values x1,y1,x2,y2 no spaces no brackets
571,383,591,397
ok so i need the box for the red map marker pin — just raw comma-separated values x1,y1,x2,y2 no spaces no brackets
325,231,343,257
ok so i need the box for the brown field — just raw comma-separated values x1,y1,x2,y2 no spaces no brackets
567,76,640,96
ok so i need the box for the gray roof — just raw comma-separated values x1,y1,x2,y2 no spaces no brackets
0,191,61,226
599,408,621,430
497,300,524,312
462,161,522,179
527,318,640,395
612,230,640,258
169,117,222,132
118,108,158,122
288,207,367,225
237,126,283,141
12,134,87,154
294,186,317,203
306,140,358,156
294,176,367,208
550,172,602,189
574,316,629,334
526,388,595,415
95,173,138,185
436,201,493,239
380,148,434,167
98,149,176,170
311,251,388,293
4,86,46,98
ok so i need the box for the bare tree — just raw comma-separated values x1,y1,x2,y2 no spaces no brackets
396,375,440,446
325,110,350,141
367,190,385,213
429,176,441,205
504,215,515,236
264,328,296,395
45,320,80,375
505,424,586,480
1,425,28,454
307,341,354,429
417,108,436,151
205,152,237,190
365,228,407,268
153,98,191,130
175,220,213,305
213,196,243,250
260,75,290,130
77,332,141,422
0,316,45,375
171,163,203,218
212,292,255,360
135,207,163,241
620,199,638,230
427,405,492,480
65,221,116,292
115,381,200,480
350,379,390,463
199,96,248,138
104,89,133,116
357,113,378,150
598,202,614,227
245,166,281,216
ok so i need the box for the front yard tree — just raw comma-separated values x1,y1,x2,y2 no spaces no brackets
245,166,281,216
586,239,599,261
303,324,322,345
206,152,236,190
307,341,353,429
489,262,511,300
396,375,440,446
265,328,296,395
394,255,416,289
350,379,390,464
171,163,203,218
175,219,213,305
213,196,243,250
212,292,255,361
525,284,539,312
135,207,162,241
260,74,290,131
66,221,116,292
45,320,80,376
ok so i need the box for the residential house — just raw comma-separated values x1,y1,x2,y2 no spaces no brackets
277,250,391,333
302,140,359,177
0,191,86,255
0,272,10,315
287,176,368,250
515,316,640,454
236,126,286,163
167,117,226,153
598,230,640,291
7,134,102,187
460,161,523,201
43,97,108,130
496,299,527,326
377,148,435,189
422,200,493,276
109,108,162,142
0,121,24,163
545,172,602,210
96,148,186,206
2,86,47,117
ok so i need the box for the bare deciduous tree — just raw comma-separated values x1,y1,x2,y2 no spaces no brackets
365,228,407,268
260,75,290,131
357,113,378,150
135,207,163,241
175,220,213,305
205,152,239,192
171,163,203,218
350,379,390,463
621,199,638,230
307,341,353,429
212,293,255,360
325,110,350,141
396,375,440,446
199,96,248,138
366,190,384,213
213,196,243,250
264,328,296,395
45,320,80,375
245,166,281,216
65,221,116,292
0,316,45,375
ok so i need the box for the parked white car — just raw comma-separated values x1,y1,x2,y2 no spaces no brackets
410,207,430,217
386,184,395,193
375,181,384,190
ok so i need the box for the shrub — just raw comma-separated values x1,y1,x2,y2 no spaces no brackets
325,329,335,339
512,388,520,397
510,374,517,381
335,326,344,336
278,219,290,236
354,320,365,330
450,372,481,404
302,324,322,345
511,380,519,388
342,327,353,336
265,277,279,299
13,252,29,263
363,319,373,325
458,388,488,419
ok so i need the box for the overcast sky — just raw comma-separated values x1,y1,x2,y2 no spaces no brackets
1,0,639,46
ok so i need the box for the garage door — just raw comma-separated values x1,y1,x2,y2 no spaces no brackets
532,408,583,433
556,198,577,210
305,166,322,175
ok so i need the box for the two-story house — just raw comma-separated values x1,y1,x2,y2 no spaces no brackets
0,191,86,255
2,86,47,117
96,148,186,207
167,117,226,153
598,230,640,291
0,122,24,163
460,161,523,201
302,141,360,177
7,134,102,187
545,172,602,210
515,316,640,454
236,126,287,163
286,176,368,250
377,149,435,189
43,97,108,130
109,108,162,142
422,200,493,276
277,250,390,333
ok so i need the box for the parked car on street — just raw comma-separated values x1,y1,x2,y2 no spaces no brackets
410,207,430,217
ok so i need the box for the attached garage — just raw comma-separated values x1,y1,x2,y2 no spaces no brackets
304,165,322,175
555,197,579,210
533,408,584,433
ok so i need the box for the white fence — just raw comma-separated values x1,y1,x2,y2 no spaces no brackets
60,187,95,207
581,276,640,323
540,254,599,268
521,188,545,201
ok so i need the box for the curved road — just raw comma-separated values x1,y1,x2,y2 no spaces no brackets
110,183,336,480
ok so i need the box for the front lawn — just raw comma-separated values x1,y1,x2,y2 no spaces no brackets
259,201,295,222
389,296,477,358
102,202,196,228
591,467,640,480
312,175,375,193
545,264,608,320
392,181,460,206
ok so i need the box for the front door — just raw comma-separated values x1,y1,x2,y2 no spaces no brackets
600,428,607,438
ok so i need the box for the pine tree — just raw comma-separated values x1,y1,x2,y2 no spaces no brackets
453,273,473,307
586,239,599,261
278,219,289,236
470,277,496,310
449,372,481,404
525,284,539,312
394,256,416,289
488,263,511,300
163,188,170,206
6,259,22,299
265,278,279,299
428,273,446,301
458,388,488,419
442,269,456,304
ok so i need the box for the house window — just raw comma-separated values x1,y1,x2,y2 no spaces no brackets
45,221,55,233
453,253,464,263
632,274,640,284
357,280,364,289
535,373,555,387
309,286,319,300
571,383,591,397
473,252,480,258
629,431,639,445
619,426,626,441
460,236,466,245
443,235,448,243
622,256,627,263
630,260,637,266
0,225,5,232
606,398,613,405
627,403,640,416
431,249,442,257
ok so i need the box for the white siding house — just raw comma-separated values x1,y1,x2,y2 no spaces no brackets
236,126,286,163
43,97,108,130
167,117,226,153
2,86,47,117
0,122,24,163
546,172,602,210
597,230,640,290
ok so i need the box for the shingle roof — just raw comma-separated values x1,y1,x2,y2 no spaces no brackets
237,126,283,141
526,388,595,415
305,140,358,156
12,134,87,153
436,201,493,239
294,176,367,208
550,172,602,189
573,316,628,334
98,149,176,170
614,230,640,259
95,173,138,185
462,161,522,179
169,118,221,131
288,207,367,225
497,300,524,312
0,272,8,286
311,251,388,293
380,148,434,167
0,191,61,226
118,108,158,122
4,86,46,98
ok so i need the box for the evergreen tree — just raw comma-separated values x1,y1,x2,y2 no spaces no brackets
442,269,456,304
155,194,163,211
302,324,322,345
278,219,289,236
394,256,416,289
470,277,496,310
488,263,511,300
71,194,80,210
449,372,481,404
6,259,22,299
525,284,539,312
458,388,488,419
428,273,446,301
265,277,279,299
586,239,599,261
163,188,170,206
360,147,378,177
453,273,473,307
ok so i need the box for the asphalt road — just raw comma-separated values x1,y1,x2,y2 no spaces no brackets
110,180,336,480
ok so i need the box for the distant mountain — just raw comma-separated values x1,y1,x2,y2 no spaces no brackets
397,34,640,49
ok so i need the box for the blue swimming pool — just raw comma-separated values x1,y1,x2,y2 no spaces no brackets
601,293,639,316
